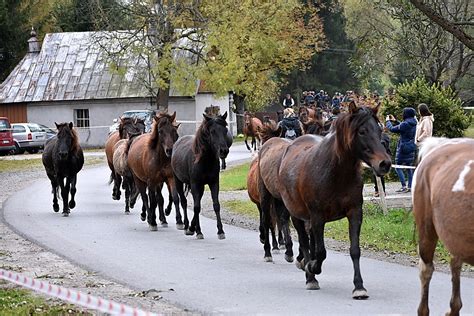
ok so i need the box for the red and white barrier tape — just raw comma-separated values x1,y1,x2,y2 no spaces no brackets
0,268,158,316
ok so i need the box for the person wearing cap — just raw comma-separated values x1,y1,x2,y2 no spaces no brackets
386,107,417,193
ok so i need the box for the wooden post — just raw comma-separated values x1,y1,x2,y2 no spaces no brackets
376,176,388,215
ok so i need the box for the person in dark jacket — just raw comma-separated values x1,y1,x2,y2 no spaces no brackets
386,107,417,193
278,108,302,140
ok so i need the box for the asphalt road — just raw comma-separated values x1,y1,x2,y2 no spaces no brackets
3,143,474,315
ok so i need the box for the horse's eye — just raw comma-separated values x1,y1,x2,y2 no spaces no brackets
358,128,366,135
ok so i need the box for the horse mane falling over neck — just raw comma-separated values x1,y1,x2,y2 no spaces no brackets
193,114,228,163
148,112,178,150
333,105,380,162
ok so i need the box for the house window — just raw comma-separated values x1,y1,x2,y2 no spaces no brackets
74,109,90,128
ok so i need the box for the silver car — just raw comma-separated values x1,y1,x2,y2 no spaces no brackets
109,110,155,134
11,123,48,154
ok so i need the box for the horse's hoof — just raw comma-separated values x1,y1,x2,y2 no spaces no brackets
217,233,226,240
161,222,168,227
165,208,172,216
264,256,273,263
196,233,204,240
149,225,158,231
295,259,305,271
62,211,69,217
124,210,130,215
68,201,76,209
285,254,294,263
53,205,60,213
176,223,185,230
306,281,320,290
140,215,146,222
279,244,286,250
112,195,120,201
185,229,194,236
259,237,265,244
352,289,369,300
272,248,280,254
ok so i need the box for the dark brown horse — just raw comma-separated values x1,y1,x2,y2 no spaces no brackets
413,137,474,316
105,117,146,201
171,112,229,239
42,122,84,216
243,111,263,152
272,102,391,297
127,112,180,230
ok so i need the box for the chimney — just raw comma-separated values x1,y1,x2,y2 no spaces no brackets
28,27,41,53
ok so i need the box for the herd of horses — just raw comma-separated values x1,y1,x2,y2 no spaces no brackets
40,102,473,315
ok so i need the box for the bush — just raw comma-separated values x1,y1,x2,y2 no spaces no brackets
382,77,470,138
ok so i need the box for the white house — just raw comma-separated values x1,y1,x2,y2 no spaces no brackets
0,29,236,147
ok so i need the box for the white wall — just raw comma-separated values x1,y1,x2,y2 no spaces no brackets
195,93,236,136
28,97,197,147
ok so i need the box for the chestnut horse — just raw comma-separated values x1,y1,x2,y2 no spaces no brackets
127,112,180,230
105,117,146,201
260,102,391,297
243,111,263,152
171,112,229,239
42,122,84,216
413,137,474,316
298,106,316,123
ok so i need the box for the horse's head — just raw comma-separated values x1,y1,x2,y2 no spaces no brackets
55,122,77,161
121,117,146,138
153,112,179,158
244,111,252,127
335,102,391,176
299,107,309,123
203,112,229,159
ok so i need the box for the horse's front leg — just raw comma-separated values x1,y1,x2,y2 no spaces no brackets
57,176,70,216
251,136,256,152
147,187,158,230
447,256,463,316
155,185,167,227
221,158,226,170
68,174,77,210
244,135,251,151
164,181,173,216
209,181,225,239
347,207,368,299
49,177,60,213
134,177,149,223
174,178,189,233
167,177,183,229
190,183,204,239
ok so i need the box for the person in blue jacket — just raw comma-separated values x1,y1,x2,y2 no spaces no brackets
386,107,417,193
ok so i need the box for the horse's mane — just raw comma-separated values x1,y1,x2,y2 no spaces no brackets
56,123,80,154
303,119,325,135
193,115,227,163
418,137,449,163
334,106,378,161
149,112,178,149
258,123,281,144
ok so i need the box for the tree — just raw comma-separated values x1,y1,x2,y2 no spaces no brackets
198,1,325,130
382,77,470,137
280,0,359,97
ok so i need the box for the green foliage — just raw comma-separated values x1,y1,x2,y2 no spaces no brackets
382,77,470,138
219,163,250,191
0,286,89,314
465,122,474,139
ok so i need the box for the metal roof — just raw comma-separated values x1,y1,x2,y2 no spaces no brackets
0,31,198,104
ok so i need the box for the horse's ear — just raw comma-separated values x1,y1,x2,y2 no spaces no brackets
203,113,212,121
175,123,181,129
69,122,73,129
153,115,159,122
55,122,59,129
372,102,381,115
170,111,176,122
348,101,357,114
222,111,227,120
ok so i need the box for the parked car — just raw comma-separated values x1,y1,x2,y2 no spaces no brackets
0,117,15,155
109,110,155,134
11,123,48,154
38,124,57,140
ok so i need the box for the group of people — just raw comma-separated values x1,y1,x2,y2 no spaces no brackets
281,91,435,196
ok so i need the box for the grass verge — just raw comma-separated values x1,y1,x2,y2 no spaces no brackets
464,122,474,138
0,156,106,173
219,163,249,191
0,286,89,315
223,200,451,264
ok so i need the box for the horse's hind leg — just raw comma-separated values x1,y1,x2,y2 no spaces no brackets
221,158,226,170
164,181,173,216
417,223,438,316
112,172,122,201
155,185,167,227
447,256,463,316
190,184,205,239
49,177,59,213
174,178,188,232
270,224,279,252
306,216,326,275
244,135,251,151
259,188,273,262
134,177,149,224
123,177,131,213
58,176,70,216
276,202,294,263
210,182,225,240
68,174,77,210
347,208,368,299
147,187,159,230
292,216,318,290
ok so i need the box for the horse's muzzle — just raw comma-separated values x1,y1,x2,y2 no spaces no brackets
165,148,173,158
374,159,391,176
219,148,229,159
59,152,68,160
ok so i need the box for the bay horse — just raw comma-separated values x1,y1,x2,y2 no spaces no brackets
105,117,146,201
42,122,84,216
298,106,316,123
413,137,474,316
274,102,391,297
243,111,263,152
127,112,180,230
248,123,288,254
171,112,229,239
